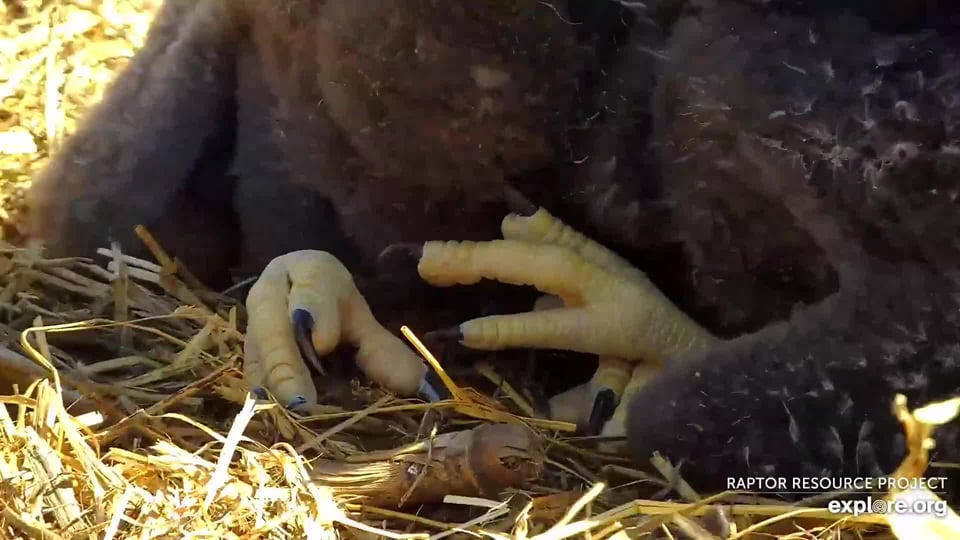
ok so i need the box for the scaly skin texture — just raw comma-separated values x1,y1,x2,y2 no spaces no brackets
24,0,585,286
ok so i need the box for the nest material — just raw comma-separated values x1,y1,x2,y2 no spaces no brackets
1,1,958,539
0,0,158,244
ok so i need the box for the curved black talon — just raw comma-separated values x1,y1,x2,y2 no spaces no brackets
251,386,307,411
376,243,425,275
586,388,617,436
417,368,452,403
251,386,269,400
424,326,465,345
292,308,327,376
504,185,538,216
285,395,309,410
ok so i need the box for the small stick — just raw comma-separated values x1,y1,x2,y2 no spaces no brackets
133,224,176,274
95,247,162,273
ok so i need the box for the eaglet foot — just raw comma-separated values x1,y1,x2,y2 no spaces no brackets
243,250,446,411
399,206,720,436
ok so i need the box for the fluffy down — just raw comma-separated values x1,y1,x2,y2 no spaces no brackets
24,0,587,287
626,0,960,498
627,265,960,496
642,0,960,334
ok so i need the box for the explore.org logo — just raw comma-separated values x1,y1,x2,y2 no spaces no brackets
827,495,952,518
726,476,954,519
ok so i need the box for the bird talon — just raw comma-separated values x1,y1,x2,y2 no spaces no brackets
417,369,452,402
292,308,327,376
413,208,717,427
285,395,308,410
376,242,425,274
424,326,465,345
251,386,269,400
245,250,427,408
586,388,617,436
503,185,538,216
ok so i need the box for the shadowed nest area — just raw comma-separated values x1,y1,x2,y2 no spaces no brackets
2,1,960,539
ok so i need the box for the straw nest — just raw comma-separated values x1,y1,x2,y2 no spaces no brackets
2,1,960,539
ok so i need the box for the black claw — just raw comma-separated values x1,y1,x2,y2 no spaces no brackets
504,186,538,216
285,395,308,410
292,308,327,376
424,326,464,345
417,369,452,403
586,388,617,436
376,243,425,275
